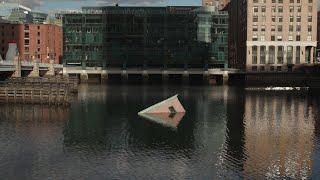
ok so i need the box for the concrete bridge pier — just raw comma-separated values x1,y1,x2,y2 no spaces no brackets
101,70,108,84
121,70,128,83
203,72,209,84
80,71,88,83
12,56,21,78
183,71,189,84
223,72,229,85
162,71,168,84
44,59,55,77
28,60,40,77
142,70,149,84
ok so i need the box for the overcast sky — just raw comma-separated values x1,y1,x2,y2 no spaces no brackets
4,0,200,12
3,0,320,13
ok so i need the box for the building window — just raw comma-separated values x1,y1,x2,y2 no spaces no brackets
252,66,257,71
277,46,284,64
37,40,40,44
277,36,282,41
252,35,258,41
289,6,294,12
277,66,282,72
296,46,300,64
289,25,293,32
270,66,275,71
252,46,258,64
289,16,294,22
287,46,293,64
269,46,275,64
271,36,275,41
253,25,258,32
297,6,301,12
260,46,266,64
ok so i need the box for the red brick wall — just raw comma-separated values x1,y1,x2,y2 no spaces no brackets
0,24,23,60
0,23,62,64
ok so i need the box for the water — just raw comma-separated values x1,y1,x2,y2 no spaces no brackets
0,84,320,179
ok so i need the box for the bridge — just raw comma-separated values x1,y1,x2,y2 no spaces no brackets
0,60,63,79
63,66,239,84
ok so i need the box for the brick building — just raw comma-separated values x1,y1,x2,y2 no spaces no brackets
0,22,62,63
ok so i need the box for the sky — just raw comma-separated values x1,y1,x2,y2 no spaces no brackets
4,0,201,13
3,0,320,13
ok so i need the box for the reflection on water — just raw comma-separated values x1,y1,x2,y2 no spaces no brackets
219,91,320,179
243,92,315,179
0,84,320,179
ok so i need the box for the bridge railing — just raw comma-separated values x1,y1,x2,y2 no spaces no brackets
0,60,63,69
0,60,13,66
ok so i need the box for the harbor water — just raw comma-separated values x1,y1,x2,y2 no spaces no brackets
0,84,320,179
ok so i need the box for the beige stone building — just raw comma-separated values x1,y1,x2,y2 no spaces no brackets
229,0,317,72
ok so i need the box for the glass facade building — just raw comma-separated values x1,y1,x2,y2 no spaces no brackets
62,6,228,69
0,2,48,24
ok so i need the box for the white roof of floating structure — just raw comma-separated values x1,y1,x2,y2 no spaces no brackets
138,94,186,129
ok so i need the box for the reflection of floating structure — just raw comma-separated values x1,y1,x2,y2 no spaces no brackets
138,95,186,128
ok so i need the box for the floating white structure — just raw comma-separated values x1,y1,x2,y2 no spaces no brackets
138,94,186,128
